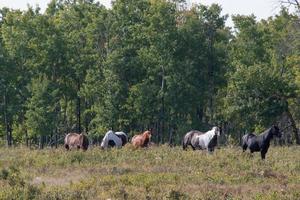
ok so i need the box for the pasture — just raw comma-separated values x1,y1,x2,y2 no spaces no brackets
0,145,300,200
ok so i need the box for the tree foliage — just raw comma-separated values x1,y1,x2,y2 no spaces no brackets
0,0,299,146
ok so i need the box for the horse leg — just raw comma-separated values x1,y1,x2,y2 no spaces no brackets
64,144,69,150
182,141,187,150
207,148,214,154
261,152,266,160
261,149,268,160
242,143,248,152
260,146,269,160
108,140,116,148
250,150,254,158
191,145,196,151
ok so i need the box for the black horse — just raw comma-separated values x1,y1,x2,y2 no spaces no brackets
242,125,281,159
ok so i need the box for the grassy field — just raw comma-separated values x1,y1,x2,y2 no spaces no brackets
0,145,300,200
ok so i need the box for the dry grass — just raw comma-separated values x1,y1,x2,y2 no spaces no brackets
0,145,300,199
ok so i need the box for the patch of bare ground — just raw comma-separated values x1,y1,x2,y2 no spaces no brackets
31,169,88,186
31,166,136,186
183,183,300,199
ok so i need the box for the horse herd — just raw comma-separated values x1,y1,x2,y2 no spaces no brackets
64,125,282,160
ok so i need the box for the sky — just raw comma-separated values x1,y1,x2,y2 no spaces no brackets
0,0,287,27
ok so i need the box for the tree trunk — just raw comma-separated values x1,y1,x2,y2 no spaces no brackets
161,99,165,144
77,79,81,133
62,96,68,132
55,134,58,148
160,65,165,144
85,99,89,133
3,92,12,147
39,135,44,149
239,131,243,146
49,134,53,147
207,28,215,122
8,126,13,146
285,110,300,145
157,122,160,144
5,124,11,147
168,124,174,146
25,130,29,147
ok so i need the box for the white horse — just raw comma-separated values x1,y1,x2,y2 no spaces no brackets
100,130,128,149
190,126,221,152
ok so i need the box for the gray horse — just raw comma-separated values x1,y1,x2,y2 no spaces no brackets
182,130,203,150
182,127,221,152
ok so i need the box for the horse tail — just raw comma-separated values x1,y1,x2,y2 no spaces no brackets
64,133,69,143
115,132,128,146
64,133,71,149
81,134,89,151
120,132,129,143
182,133,190,150
241,134,248,151
182,139,187,150
123,133,129,142
131,135,137,143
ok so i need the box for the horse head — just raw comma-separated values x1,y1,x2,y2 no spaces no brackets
271,125,282,138
100,130,113,149
143,130,152,139
212,126,221,136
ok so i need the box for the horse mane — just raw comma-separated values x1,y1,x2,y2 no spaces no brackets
191,130,203,135
204,127,216,136
247,133,256,137
255,126,280,141
142,130,151,137
257,127,272,138
143,130,150,134
67,132,79,135
102,130,114,142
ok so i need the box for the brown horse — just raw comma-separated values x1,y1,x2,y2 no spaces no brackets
131,130,152,148
64,133,89,151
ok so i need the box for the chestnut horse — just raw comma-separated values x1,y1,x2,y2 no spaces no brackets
64,133,89,151
131,130,152,148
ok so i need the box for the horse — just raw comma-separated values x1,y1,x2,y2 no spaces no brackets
64,132,89,151
182,130,204,150
131,130,152,148
100,130,128,149
182,126,221,152
242,125,281,159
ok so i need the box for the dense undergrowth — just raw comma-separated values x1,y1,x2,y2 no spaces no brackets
0,145,299,199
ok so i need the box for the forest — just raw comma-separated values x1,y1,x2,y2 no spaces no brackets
0,0,300,147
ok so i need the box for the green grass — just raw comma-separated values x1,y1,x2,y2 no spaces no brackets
0,145,299,199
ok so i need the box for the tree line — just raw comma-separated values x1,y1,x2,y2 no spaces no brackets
0,0,299,147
